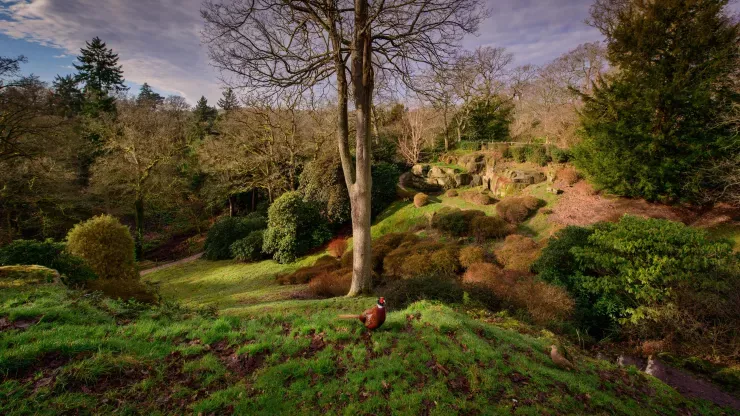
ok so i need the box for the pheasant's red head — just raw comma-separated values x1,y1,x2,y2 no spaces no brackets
377,297,386,307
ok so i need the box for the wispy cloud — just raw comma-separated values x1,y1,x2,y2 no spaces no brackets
0,0,221,103
53,54,68,58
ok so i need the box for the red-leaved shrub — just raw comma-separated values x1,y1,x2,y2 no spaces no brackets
414,193,429,208
309,269,352,297
557,167,579,186
495,235,540,272
496,196,543,223
327,238,348,259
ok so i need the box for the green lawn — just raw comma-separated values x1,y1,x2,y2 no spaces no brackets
0,279,727,415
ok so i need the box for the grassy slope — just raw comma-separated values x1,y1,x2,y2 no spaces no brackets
2,190,734,414
0,281,724,415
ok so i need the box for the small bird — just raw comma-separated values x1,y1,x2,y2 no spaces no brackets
339,297,387,330
550,345,575,370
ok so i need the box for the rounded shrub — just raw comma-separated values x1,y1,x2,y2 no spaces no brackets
470,216,513,242
309,269,352,298
460,190,494,205
495,234,540,272
445,189,458,197
496,196,543,223
556,167,579,186
459,246,487,268
263,192,331,264
203,215,267,260
413,193,429,208
327,238,348,259
379,276,464,308
66,215,138,281
230,231,265,262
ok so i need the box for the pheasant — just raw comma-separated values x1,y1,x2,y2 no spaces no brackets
550,345,575,370
339,297,387,330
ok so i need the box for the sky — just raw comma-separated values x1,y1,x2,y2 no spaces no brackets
1,0,735,105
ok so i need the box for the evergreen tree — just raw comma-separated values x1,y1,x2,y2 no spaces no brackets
575,0,739,202
194,96,218,123
137,83,164,107
52,75,83,118
217,88,240,111
74,37,127,113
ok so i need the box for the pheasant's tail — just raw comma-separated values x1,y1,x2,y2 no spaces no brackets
338,314,361,320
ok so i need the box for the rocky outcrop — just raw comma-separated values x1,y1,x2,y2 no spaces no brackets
404,164,472,191
484,169,547,198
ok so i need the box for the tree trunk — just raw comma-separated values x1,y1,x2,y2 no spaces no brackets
228,196,235,217
443,104,450,151
346,0,374,296
134,197,144,260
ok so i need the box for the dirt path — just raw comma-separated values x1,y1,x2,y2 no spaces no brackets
140,252,203,276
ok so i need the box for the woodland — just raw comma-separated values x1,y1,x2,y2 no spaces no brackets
0,0,739,414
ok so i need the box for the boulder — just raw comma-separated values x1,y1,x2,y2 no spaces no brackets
411,164,430,176
429,166,446,178
470,174,483,187
399,172,442,192
547,186,563,195
453,173,472,187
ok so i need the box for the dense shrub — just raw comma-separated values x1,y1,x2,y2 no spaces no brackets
277,255,340,285
299,153,351,225
525,145,549,166
432,208,485,236
327,238,348,259
263,192,332,264
460,190,493,205
457,141,481,152
557,167,579,186
496,196,543,223
380,275,464,308
383,240,459,279
495,235,540,272
534,216,740,355
445,189,458,197
230,231,265,262
86,278,158,304
66,215,138,281
308,268,352,297
0,239,96,287
413,193,429,208
548,146,571,163
510,146,526,162
463,97,514,142
470,216,512,242
459,246,487,268
462,262,501,285
203,215,267,260
371,162,401,217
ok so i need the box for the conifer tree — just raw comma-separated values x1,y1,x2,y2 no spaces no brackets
137,83,164,107
194,96,218,123
74,37,127,113
52,75,83,118
217,88,240,111
575,0,739,202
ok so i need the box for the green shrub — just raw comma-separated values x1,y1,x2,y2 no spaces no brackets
383,240,460,279
525,145,549,166
458,141,481,152
230,231,265,263
263,192,331,264
299,153,351,225
371,162,401,217
432,208,485,236
470,216,512,242
66,215,138,281
510,146,526,162
549,146,571,163
203,215,267,260
534,216,740,353
0,239,96,287
380,276,464,308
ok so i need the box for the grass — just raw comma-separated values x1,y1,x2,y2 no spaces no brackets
0,279,729,415
428,162,466,173
706,222,740,252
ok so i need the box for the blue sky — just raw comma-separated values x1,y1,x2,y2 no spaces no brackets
2,0,737,105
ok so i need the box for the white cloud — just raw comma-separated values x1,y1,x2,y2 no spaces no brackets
53,54,68,58
0,0,221,104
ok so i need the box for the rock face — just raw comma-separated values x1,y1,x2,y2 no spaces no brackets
404,164,471,191
485,169,547,198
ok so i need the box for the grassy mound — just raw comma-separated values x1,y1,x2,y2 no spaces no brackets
0,282,729,415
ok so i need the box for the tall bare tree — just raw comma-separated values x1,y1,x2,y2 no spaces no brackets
203,0,487,295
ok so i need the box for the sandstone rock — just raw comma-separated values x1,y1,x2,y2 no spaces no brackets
547,186,563,195
470,175,483,187
454,173,471,187
411,164,430,176
399,172,441,192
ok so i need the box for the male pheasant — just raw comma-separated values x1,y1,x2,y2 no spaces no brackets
339,297,387,330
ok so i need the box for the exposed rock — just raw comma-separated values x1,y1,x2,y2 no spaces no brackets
453,173,471,187
547,186,563,195
470,175,483,187
411,164,430,176
399,172,442,192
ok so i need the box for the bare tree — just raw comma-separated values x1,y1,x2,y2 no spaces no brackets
202,0,487,295
397,107,442,165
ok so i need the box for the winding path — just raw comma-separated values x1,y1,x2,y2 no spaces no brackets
139,252,203,276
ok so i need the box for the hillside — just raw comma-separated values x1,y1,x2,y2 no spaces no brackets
0,279,726,415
